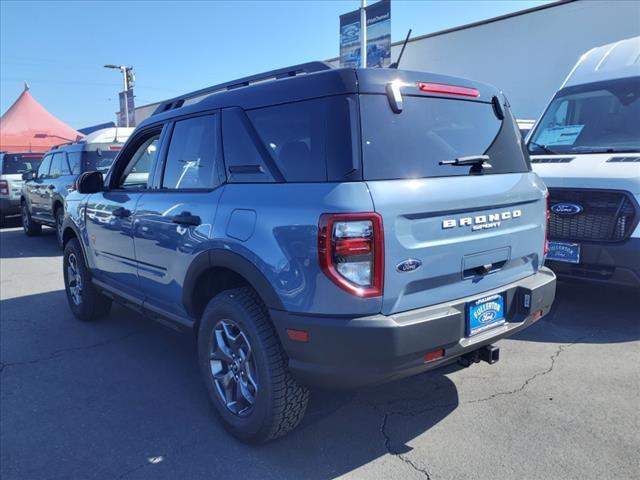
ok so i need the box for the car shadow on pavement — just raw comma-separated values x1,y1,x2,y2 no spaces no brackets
0,226,58,259
511,280,640,345
0,216,22,230
1,289,460,480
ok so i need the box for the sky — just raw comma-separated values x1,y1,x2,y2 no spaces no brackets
1,0,552,128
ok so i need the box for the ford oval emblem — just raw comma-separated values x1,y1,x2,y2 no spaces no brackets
396,259,422,273
551,202,583,215
479,310,498,324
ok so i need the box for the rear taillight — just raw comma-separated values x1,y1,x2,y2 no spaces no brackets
318,213,384,298
544,191,550,256
0,180,9,196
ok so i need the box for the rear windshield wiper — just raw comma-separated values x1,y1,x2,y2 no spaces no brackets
529,142,559,155
439,155,492,168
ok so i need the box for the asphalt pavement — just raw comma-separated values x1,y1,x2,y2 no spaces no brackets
1,221,639,480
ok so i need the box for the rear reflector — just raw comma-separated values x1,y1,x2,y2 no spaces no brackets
417,82,480,98
532,310,544,322
335,238,371,256
424,349,445,363
109,146,122,151
287,329,309,343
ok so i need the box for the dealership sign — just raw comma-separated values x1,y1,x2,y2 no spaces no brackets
340,0,391,68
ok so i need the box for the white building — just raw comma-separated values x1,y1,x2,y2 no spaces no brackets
129,0,639,125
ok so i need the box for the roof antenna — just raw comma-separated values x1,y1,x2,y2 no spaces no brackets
389,29,412,69
23,81,30,91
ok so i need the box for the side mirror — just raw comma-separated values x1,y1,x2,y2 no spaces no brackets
76,171,104,194
22,171,34,181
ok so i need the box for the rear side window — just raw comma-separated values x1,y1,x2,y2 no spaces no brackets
223,95,357,183
161,115,219,189
48,153,66,178
361,95,529,180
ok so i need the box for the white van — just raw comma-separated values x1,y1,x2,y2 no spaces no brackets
527,36,640,288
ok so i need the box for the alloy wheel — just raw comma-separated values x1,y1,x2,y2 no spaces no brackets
209,319,258,416
66,253,83,306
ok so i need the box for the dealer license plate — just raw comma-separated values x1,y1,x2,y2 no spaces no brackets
547,241,580,264
466,293,506,337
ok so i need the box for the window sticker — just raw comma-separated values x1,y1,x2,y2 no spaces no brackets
536,125,584,146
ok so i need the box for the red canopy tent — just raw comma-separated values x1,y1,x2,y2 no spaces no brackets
0,84,83,153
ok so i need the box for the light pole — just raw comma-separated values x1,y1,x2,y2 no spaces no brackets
360,0,367,68
104,64,135,127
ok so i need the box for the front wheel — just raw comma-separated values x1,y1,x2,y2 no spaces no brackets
22,203,42,236
198,287,309,443
63,238,112,321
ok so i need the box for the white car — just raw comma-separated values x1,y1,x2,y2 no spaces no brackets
528,36,640,288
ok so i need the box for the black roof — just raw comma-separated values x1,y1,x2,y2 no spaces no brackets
138,63,500,130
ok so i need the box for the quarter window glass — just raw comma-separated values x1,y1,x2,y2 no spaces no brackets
37,155,52,179
120,135,160,189
162,115,218,189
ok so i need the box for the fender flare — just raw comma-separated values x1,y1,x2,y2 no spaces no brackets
61,217,90,264
182,249,284,317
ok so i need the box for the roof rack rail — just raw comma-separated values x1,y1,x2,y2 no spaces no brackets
152,61,333,116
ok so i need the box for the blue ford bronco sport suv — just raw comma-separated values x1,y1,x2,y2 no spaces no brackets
61,62,556,442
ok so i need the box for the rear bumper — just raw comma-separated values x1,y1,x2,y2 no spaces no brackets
546,238,640,288
271,267,556,388
0,197,20,216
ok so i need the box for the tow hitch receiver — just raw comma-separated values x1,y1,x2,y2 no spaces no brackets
458,345,500,367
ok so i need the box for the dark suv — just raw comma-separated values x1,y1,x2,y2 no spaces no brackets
20,129,130,245
61,62,556,442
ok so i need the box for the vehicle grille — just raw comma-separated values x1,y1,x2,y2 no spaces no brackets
548,189,638,242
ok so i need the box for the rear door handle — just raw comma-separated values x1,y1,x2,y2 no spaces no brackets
172,212,201,226
112,207,131,218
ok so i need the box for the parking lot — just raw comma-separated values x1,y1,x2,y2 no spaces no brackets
1,220,638,480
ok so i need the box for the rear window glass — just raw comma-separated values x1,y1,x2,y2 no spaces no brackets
84,149,119,173
1,154,43,174
245,95,357,182
361,95,529,180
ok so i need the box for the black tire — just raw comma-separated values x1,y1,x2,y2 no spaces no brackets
55,206,64,248
198,287,309,443
63,238,112,321
21,202,41,236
